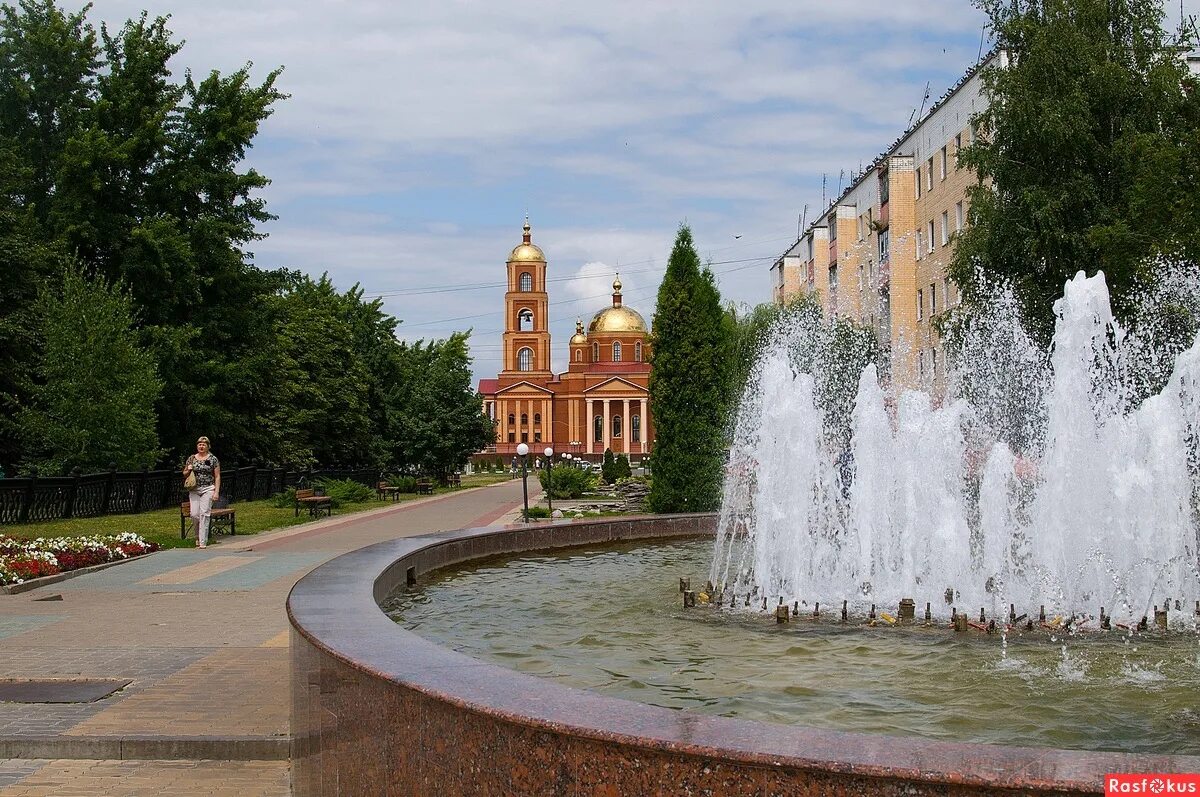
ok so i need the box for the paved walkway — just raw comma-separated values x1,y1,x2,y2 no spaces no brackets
0,477,538,795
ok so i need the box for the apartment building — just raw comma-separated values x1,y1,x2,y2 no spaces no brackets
774,53,1004,389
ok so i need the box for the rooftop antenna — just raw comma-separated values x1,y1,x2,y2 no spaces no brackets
916,81,931,121
798,204,808,239
821,173,827,208
837,168,844,197
978,24,987,63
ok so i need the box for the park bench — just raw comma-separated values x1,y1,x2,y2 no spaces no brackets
179,499,236,540
377,481,402,502
447,474,462,489
415,479,434,495
295,488,333,518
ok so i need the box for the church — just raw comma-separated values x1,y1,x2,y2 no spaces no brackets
477,220,654,463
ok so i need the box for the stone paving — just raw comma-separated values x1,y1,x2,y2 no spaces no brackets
0,478,533,793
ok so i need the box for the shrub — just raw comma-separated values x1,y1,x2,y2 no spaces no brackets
601,448,617,484
524,505,551,519
538,464,597,499
272,487,298,508
614,454,632,480
315,478,373,507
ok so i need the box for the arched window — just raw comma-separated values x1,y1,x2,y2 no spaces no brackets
507,413,515,426
612,415,622,438
519,272,532,291
518,309,533,331
593,415,603,442
592,342,599,362
574,349,581,362
533,413,541,425
634,341,642,362
521,413,528,425
517,347,533,371
632,414,641,442
612,341,622,362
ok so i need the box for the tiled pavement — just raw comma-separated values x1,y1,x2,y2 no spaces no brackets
0,478,532,794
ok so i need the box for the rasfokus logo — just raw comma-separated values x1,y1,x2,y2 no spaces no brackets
1106,774,1200,794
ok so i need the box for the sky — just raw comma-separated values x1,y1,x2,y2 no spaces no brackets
72,1,1195,381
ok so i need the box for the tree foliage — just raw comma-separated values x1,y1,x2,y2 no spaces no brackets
951,0,1200,339
647,225,732,513
20,265,163,473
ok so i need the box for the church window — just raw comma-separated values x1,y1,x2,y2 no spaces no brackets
517,347,533,371
508,432,515,443
507,413,515,426
593,415,603,442
518,309,533,331
519,272,532,291
592,342,599,362
521,432,528,442
521,413,528,426
634,341,642,362
574,349,581,362
534,432,541,442
613,342,622,362
632,415,641,442
612,415,622,438
534,413,541,425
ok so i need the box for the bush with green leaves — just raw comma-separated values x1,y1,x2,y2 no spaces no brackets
614,454,632,480
538,463,596,499
383,474,417,492
315,478,373,507
601,448,617,484
524,505,551,519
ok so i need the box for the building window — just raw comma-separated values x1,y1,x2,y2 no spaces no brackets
519,272,532,291
533,413,541,425
858,263,864,292
916,230,924,259
521,413,528,425
507,413,515,426
955,132,962,154
518,309,533,331
592,342,599,362
940,211,949,246
828,263,838,290
634,341,642,362
879,170,890,204
521,432,528,442
944,277,952,307
939,146,947,180
917,289,924,321
613,341,622,362
632,414,641,442
574,349,581,362
517,347,533,371
931,283,937,314
612,415,622,438
828,217,837,241
594,415,603,442
915,168,922,200
926,158,933,190
534,432,541,442
932,347,939,377
956,201,964,232
508,432,515,443
878,228,890,263
919,349,926,377
927,221,935,252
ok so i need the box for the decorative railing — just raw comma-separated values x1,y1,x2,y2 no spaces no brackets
0,465,378,525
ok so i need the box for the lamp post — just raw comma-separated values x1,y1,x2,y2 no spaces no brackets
543,447,554,516
516,442,530,522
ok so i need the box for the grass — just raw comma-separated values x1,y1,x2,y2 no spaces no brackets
1,472,511,550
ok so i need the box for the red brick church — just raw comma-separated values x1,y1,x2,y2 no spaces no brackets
477,220,654,462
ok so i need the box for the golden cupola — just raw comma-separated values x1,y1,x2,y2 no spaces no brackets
569,318,587,345
508,218,545,263
588,273,647,334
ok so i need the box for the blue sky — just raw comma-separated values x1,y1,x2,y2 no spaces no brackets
76,1,1196,380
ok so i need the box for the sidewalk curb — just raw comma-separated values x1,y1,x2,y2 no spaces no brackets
0,734,291,761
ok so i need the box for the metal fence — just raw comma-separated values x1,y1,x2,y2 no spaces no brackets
0,465,379,525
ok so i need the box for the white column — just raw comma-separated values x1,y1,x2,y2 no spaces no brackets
602,399,611,451
643,400,651,451
586,398,594,453
622,398,630,453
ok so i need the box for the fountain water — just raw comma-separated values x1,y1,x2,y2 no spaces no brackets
711,271,1200,628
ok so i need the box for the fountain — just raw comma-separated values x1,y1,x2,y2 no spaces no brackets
289,270,1200,795
712,271,1200,630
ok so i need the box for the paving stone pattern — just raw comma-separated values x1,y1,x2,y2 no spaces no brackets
0,759,290,796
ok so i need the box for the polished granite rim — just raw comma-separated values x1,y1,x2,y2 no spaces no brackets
287,514,1200,792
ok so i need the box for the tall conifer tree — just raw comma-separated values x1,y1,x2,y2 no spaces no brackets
648,225,731,513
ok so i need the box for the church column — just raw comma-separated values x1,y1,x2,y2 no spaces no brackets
602,399,611,451
586,398,594,453
622,398,630,454
643,401,651,452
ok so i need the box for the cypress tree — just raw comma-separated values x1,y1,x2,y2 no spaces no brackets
648,225,731,513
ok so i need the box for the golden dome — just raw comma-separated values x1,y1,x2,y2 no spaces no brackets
508,218,545,262
589,305,648,334
570,318,587,345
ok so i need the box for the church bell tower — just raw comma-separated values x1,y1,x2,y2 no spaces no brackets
500,218,552,376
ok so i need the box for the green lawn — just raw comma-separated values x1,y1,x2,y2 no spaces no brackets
1,472,511,550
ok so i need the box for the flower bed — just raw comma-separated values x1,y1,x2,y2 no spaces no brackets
0,533,159,586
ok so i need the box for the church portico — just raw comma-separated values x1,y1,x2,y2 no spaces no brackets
478,220,653,462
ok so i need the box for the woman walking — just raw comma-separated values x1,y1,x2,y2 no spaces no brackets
183,437,221,549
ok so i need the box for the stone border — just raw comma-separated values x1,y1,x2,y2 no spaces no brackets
288,515,1200,796
0,734,290,761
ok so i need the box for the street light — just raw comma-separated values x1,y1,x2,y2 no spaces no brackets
516,442,530,522
543,447,553,516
